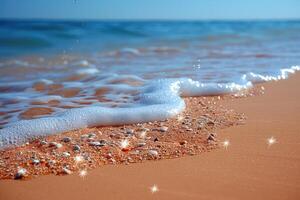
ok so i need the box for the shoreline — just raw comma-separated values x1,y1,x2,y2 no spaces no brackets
0,73,300,199
0,90,251,179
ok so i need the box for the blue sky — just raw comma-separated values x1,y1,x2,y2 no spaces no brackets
0,0,299,20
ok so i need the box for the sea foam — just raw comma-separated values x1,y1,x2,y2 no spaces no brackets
0,66,299,149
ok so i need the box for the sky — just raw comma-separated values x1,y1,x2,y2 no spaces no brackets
0,0,299,20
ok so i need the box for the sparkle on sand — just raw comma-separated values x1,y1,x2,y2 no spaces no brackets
222,139,230,149
267,136,277,147
79,170,87,178
150,184,159,193
120,139,129,149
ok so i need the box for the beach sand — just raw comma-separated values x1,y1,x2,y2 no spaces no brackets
0,73,299,200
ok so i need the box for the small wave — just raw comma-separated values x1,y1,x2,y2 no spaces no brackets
242,66,300,83
0,66,298,149
76,68,99,75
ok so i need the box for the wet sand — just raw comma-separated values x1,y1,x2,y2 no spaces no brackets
0,73,299,200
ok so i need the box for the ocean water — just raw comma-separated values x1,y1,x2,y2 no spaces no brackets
0,20,299,148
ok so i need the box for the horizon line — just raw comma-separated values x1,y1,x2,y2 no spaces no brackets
0,17,299,22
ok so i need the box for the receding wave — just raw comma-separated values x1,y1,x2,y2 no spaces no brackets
0,66,299,149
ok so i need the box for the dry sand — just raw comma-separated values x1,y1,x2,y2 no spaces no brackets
0,73,299,200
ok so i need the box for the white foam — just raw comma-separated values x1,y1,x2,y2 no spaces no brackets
242,66,300,83
78,60,90,67
0,66,299,149
76,68,99,75
119,48,140,55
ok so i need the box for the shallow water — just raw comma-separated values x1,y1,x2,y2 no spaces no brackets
0,20,299,147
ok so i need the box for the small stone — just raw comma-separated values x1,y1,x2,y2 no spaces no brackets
88,133,96,138
89,140,106,147
179,141,188,145
159,126,168,132
62,167,72,175
40,140,48,145
137,142,146,147
49,142,56,147
62,137,72,143
154,138,159,142
73,145,81,151
62,152,71,157
106,153,113,159
49,142,63,149
15,168,27,179
89,141,100,146
125,129,134,135
99,139,106,145
207,120,215,126
148,150,158,157
46,160,56,167
207,133,216,141
32,159,40,165
80,134,88,139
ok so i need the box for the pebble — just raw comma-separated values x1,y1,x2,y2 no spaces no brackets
125,129,134,135
207,120,215,126
154,138,159,142
62,167,72,175
31,159,40,165
106,153,113,159
40,140,48,145
179,141,188,145
62,137,72,143
137,142,146,147
159,126,168,132
73,145,81,151
15,168,27,179
207,133,216,141
46,160,56,168
89,140,106,147
80,134,88,139
49,142,63,149
148,150,158,157
62,152,71,157
88,133,96,138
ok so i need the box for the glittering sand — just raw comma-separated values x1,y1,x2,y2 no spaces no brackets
0,94,249,179
0,73,300,200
